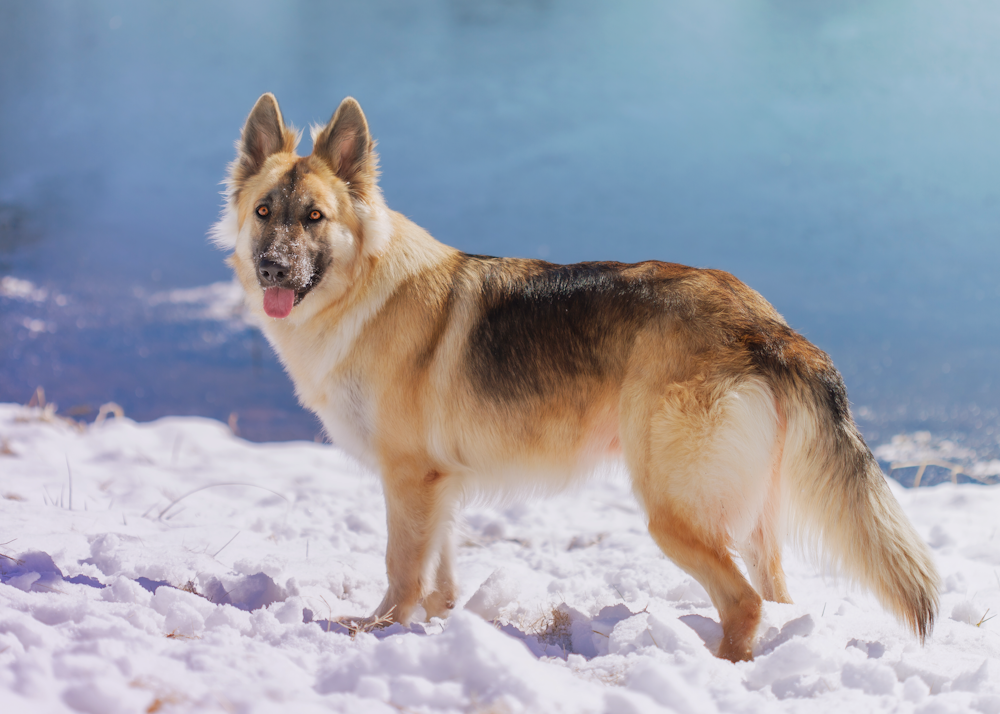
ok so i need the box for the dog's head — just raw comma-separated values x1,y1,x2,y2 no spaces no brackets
212,94,390,321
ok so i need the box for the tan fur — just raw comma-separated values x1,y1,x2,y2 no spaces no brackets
214,94,940,661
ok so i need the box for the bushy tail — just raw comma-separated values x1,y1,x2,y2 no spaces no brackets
774,365,939,641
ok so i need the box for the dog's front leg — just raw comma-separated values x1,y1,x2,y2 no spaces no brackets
373,464,454,625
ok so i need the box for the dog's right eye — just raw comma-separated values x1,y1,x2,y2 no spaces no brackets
256,205,269,218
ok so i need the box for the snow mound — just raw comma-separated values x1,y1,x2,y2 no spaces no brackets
1,403,999,713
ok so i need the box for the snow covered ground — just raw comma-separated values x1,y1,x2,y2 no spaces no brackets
0,403,998,713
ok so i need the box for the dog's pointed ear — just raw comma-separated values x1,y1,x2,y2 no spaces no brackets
312,97,379,199
233,93,296,186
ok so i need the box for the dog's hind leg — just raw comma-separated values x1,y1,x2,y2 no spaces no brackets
738,521,792,605
625,375,779,661
423,520,457,620
646,507,762,661
737,419,792,604
736,479,793,604
374,463,458,625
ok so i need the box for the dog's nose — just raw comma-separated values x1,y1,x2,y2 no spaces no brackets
258,258,287,284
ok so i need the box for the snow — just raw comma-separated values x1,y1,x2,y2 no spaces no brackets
1,403,998,713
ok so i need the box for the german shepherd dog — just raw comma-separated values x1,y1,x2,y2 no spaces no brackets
213,94,938,661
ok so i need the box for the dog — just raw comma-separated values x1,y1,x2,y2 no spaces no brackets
211,93,939,661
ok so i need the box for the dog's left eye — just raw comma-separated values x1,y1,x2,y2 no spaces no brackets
308,210,322,222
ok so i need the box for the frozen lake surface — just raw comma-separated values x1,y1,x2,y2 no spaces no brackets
1,0,999,455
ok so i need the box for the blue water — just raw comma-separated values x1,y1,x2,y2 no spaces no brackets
2,0,998,450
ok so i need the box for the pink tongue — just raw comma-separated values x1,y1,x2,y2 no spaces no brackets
263,287,295,318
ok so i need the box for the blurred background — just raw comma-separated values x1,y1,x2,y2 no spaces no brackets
1,1,998,471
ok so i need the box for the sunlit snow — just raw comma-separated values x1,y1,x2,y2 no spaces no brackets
1,404,998,713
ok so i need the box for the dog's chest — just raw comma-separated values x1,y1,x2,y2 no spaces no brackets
316,375,377,465
265,301,384,463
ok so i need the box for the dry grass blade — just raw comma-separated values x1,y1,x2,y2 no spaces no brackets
27,386,46,409
536,608,572,648
65,456,73,511
212,531,241,558
338,608,396,639
514,606,573,651
94,402,124,426
15,386,86,432
0,552,25,566
157,483,289,520
164,631,200,640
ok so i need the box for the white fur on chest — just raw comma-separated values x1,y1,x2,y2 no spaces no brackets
259,289,390,468
317,376,377,467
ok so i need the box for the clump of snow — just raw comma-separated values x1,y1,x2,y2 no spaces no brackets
465,566,522,621
1,403,999,713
